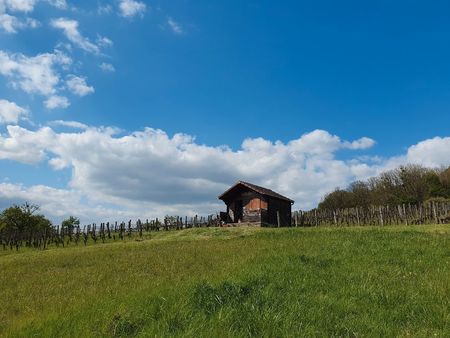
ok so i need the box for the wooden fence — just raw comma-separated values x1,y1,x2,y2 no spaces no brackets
0,214,221,251
293,201,450,227
2,202,449,251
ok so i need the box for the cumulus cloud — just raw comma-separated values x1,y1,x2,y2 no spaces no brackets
0,49,71,96
0,126,378,212
51,18,103,54
0,183,139,223
44,95,69,109
405,136,450,167
343,137,376,150
118,0,146,18
0,99,28,123
0,50,93,108
0,181,220,224
0,124,448,222
0,125,54,163
66,75,94,96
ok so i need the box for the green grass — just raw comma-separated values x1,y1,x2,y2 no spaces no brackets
0,225,449,337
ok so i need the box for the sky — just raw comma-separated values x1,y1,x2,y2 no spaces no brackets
0,0,450,223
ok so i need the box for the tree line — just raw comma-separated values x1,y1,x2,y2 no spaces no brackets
318,164,450,210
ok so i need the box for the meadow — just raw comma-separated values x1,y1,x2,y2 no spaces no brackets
0,225,449,337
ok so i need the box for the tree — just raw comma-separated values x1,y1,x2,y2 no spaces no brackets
438,167,450,196
425,170,448,198
318,165,450,210
61,216,80,235
397,164,433,203
348,181,371,208
318,189,354,210
0,203,52,239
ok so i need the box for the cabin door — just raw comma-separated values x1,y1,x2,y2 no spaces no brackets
235,200,243,222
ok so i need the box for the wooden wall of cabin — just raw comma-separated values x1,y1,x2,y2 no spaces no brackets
226,201,235,222
226,198,250,223
241,191,266,223
267,198,292,226
225,190,268,224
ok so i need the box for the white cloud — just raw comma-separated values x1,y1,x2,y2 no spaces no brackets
0,50,92,108
51,18,101,54
0,125,448,222
343,137,376,150
0,13,39,33
96,35,112,47
0,99,28,123
0,0,36,13
99,62,115,72
66,75,94,96
405,136,450,167
45,0,67,9
0,49,71,96
49,120,88,129
118,0,146,18
0,181,211,224
0,182,139,223
0,126,378,210
167,17,183,34
44,95,69,109
0,0,67,34
0,0,68,13
0,125,54,164
97,4,112,15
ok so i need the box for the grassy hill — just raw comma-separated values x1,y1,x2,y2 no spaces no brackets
0,225,449,337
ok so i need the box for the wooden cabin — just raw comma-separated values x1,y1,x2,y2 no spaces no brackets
218,181,294,227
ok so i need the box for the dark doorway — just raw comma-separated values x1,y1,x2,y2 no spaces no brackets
235,200,243,222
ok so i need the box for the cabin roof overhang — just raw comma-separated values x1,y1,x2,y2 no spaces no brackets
218,181,294,204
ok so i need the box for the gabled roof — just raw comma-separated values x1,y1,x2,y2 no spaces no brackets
218,181,294,203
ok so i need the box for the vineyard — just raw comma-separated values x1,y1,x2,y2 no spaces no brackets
1,201,449,252
297,201,450,226
0,214,221,251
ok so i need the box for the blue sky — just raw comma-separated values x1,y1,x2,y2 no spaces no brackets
0,0,449,222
